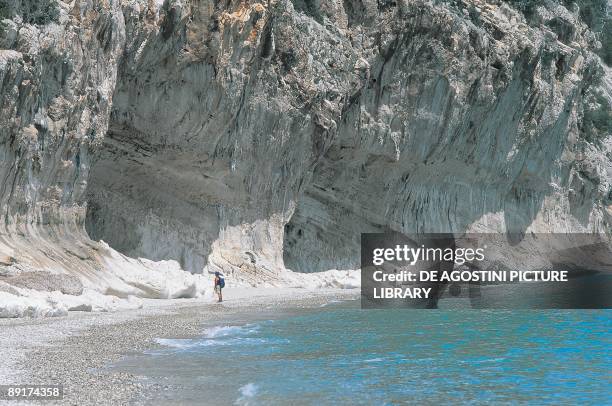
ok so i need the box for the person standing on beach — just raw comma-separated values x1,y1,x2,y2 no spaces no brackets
214,272,224,302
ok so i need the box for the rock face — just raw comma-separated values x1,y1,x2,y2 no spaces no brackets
0,0,129,292
0,0,610,307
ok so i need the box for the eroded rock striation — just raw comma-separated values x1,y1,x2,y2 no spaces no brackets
0,0,610,315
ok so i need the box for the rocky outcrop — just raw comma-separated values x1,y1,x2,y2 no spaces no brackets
0,0,610,313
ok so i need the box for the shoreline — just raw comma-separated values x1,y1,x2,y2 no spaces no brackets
0,287,359,405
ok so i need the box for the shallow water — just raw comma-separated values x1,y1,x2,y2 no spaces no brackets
112,301,611,405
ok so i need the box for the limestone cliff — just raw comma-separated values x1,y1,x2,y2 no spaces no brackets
0,0,609,315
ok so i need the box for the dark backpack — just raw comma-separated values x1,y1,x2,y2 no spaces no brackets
219,277,225,288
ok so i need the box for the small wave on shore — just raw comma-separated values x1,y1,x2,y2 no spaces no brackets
235,383,259,405
154,321,286,351
203,324,260,338
154,336,273,350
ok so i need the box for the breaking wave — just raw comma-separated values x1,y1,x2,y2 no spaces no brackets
154,322,286,351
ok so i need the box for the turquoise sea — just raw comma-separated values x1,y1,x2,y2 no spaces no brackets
112,301,611,405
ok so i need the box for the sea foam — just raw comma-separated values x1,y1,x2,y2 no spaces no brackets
235,383,259,405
